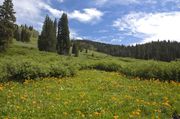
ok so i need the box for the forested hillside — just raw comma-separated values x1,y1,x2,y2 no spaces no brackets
75,40,180,62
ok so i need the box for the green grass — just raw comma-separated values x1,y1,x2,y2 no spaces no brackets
0,70,179,118
0,40,180,118
0,40,180,82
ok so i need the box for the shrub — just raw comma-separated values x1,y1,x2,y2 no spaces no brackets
0,59,77,82
92,62,122,72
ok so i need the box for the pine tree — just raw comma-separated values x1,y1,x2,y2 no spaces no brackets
14,25,21,41
72,43,75,54
57,13,70,55
21,25,31,42
54,18,57,35
85,49,88,53
24,28,31,42
53,18,57,51
29,26,33,31
21,26,25,42
72,42,79,57
38,15,56,52
0,0,16,51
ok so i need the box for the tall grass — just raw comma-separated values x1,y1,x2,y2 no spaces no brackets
0,41,180,82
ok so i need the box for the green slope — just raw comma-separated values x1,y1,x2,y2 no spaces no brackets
0,40,180,118
0,40,180,82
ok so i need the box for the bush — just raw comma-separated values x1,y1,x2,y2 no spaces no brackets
0,43,180,83
92,62,122,72
120,61,180,82
0,59,77,82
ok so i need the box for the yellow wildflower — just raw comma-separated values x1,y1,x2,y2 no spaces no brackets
94,112,101,116
111,96,118,101
0,85,3,91
32,101,36,105
63,112,68,116
113,115,119,119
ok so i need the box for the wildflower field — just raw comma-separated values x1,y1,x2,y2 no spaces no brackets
0,70,179,118
0,41,180,118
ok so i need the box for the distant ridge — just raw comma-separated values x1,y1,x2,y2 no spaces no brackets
74,39,180,62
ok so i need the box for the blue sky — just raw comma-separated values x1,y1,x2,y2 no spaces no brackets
0,0,180,45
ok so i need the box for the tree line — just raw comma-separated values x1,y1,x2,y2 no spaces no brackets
0,0,79,56
76,40,180,62
0,0,16,51
14,24,39,42
38,13,79,56
0,0,179,61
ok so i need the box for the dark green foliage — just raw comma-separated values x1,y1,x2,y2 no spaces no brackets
57,13,70,55
54,18,57,35
85,49,88,53
14,25,38,42
0,41,180,83
76,40,180,62
21,25,31,42
92,62,122,72
72,42,79,57
1,60,76,82
83,61,180,82
0,0,16,51
0,44,77,82
28,26,33,31
31,29,39,38
0,23,11,51
38,15,56,52
14,25,21,41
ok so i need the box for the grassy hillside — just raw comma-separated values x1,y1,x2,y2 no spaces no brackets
0,40,180,118
0,40,180,82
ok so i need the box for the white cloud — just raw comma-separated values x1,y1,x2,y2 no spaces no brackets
0,0,103,31
113,11,180,44
93,0,180,6
69,8,104,23
0,0,2,4
94,0,149,6
12,0,44,30
70,29,83,40
0,0,63,30
38,2,63,17
110,38,122,43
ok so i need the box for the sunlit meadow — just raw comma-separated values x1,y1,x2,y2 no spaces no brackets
0,70,180,118
0,41,179,119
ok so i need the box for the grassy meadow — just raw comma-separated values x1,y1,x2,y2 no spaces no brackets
0,40,180,118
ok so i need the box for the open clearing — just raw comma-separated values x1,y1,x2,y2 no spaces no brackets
0,70,179,119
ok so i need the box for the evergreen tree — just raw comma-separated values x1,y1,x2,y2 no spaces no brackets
72,42,79,57
14,25,21,41
20,25,31,42
38,15,56,52
76,40,180,62
24,28,31,42
85,49,88,53
29,26,33,31
54,18,57,35
57,13,70,55
53,18,57,49
72,43,76,54
0,0,16,51
14,24,39,42
21,26,25,42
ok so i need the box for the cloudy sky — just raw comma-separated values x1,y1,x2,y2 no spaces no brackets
0,0,180,45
